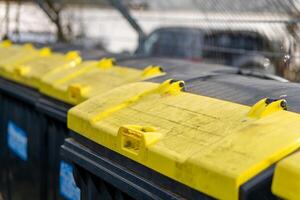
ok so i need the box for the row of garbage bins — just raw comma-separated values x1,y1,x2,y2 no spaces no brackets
0,40,300,200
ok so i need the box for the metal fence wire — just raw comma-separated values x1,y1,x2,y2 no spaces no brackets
2,0,300,81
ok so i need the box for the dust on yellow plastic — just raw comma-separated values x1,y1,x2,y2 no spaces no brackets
0,42,45,75
68,80,300,200
38,58,165,105
0,49,81,88
272,151,300,200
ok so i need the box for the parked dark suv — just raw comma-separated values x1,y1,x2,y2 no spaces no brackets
136,27,285,74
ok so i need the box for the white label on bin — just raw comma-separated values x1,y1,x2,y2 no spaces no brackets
7,121,28,161
60,161,81,200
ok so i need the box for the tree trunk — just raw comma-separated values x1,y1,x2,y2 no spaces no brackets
3,0,10,40
37,0,67,42
54,14,67,42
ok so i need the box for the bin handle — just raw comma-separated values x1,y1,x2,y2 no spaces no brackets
68,83,89,103
22,43,34,49
14,65,30,76
117,125,161,158
39,47,52,56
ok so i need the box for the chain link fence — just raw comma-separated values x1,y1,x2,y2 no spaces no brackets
1,0,300,81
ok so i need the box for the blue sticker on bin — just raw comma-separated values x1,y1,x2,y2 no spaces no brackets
7,121,28,161
60,161,81,200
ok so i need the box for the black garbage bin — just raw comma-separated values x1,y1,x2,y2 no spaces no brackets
0,77,47,200
0,46,82,200
0,90,8,199
0,42,52,200
62,71,300,200
36,57,232,200
35,57,165,200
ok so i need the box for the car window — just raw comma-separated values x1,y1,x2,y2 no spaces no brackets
203,32,266,61
141,29,203,59
142,32,160,55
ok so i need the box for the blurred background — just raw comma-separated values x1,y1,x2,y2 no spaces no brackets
1,0,300,81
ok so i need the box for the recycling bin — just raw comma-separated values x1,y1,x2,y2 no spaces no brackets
62,72,300,200
0,90,7,199
0,77,46,200
35,57,166,200
0,40,235,200
271,150,300,200
0,41,49,200
0,44,82,200
36,57,233,200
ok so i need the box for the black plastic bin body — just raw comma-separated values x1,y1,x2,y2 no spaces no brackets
36,96,80,200
0,90,7,199
0,77,80,200
0,77,48,200
61,136,210,200
61,135,277,200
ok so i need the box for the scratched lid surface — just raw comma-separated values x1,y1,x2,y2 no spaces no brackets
68,79,300,199
39,58,165,105
0,49,81,88
0,41,48,75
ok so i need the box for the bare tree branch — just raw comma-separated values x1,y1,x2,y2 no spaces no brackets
36,0,67,42
3,0,10,39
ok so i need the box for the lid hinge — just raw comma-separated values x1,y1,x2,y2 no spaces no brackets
141,65,165,79
97,57,116,69
247,97,287,119
65,51,82,65
0,40,12,47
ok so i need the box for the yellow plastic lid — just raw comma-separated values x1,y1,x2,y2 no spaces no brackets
68,80,300,200
39,58,165,105
0,40,13,48
0,42,47,73
272,151,300,200
1,50,81,88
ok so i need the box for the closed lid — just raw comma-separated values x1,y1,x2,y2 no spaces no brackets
39,58,165,105
0,41,47,72
272,151,300,200
68,79,300,199
1,50,81,88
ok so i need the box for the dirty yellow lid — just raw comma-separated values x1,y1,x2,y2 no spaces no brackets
39,58,165,105
0,41,47,74
1,50,81,88
0,40,13,48
272,151,300,200
68,80,300,200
